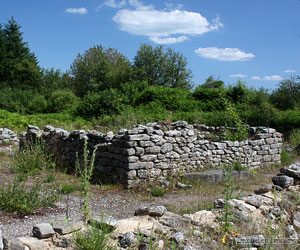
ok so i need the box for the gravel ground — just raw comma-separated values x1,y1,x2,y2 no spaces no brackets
0,188,208,239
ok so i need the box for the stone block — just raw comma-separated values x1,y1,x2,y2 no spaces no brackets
32,223,55,239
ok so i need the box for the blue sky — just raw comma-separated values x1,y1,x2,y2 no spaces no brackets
1,0,299,89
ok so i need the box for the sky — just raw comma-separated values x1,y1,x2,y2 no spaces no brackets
1,0,299,89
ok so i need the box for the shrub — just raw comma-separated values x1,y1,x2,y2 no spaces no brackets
289,129,300,148
47,89,78,113
151,186,166,197
137,85,197,112
12,140,55,176
77,89,124,119
60,182,85,194
0,179,58,215
75,223,115,250
27,94,48,114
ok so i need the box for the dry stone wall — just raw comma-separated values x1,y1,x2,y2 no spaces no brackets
23,121,283,187
0,128,19,144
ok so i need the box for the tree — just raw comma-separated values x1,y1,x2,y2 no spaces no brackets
133,44,192,89
68,45,133,97
201,75,224,89
270,76,300,110
0,17,42,90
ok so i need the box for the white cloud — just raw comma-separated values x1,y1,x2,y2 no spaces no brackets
104,0,127,8
150,36,188,44
263,75,283,81
230,74,247,78
284,69,296,73
65,7,88,14
112,3,223,44
194,47,255,61
252,75,283,81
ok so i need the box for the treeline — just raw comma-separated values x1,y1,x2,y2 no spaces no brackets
0,17,300,133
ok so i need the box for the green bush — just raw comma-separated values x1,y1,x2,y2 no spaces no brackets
12,140,55,176
75,223,115,250
27,94,48,114
47,89,78,113
60,182,85,194
151,186,166,197
77,89,124,119
137,85,197,112
0,179,58,215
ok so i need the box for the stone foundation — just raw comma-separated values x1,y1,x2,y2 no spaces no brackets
22,121,283,187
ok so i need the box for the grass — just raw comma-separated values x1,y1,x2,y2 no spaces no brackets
12,140,56,176
0,178,59,214
151,186,166,197
75,222,116,250
60,182,85,194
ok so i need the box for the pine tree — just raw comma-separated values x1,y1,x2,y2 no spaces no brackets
0,17,41,89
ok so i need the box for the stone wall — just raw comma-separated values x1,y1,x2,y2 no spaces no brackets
23,121,283,187
0,128,19,145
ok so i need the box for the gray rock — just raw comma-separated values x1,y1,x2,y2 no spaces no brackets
293,212,300,231
32,223,55,239
214,199,225,209
272,174,294,188
235,235,265,247
254,184,273,194
134,206,166,217
280,164,300,178
119,232,135,247
240,195,262,208
88,216,117,231
53,221,84,235
183,170,224,183
161,143,173,153
176,182,192,189
286,225,298,242
171,232,185,244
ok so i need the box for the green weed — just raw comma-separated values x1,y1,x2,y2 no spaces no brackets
151,186,166,197
0,178,58,215
12,140,55,176
75,222,115,250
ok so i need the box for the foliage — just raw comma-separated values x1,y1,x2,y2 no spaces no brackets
12,140,55,176
224,99,248,141
75,139,97,222
137,85,198,112
0,178,58,215
77,89,124,119
289,129,300,148
201,75,225,89
134,44,193,89
226,80,249,104
69,45,133,97
47,89,79,113
0,17,42,90
75,223,115,250
60,182,85,194
270,76,300,110
151,186,166,197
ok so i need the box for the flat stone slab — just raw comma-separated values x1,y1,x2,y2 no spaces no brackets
134,206,166,217
53,221,84,235
18,237,50,250
32,223,55,239
88,216,117,231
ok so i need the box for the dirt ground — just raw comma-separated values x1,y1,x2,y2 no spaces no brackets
0,144,284,238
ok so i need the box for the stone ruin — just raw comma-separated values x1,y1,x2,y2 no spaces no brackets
21,121,283,188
